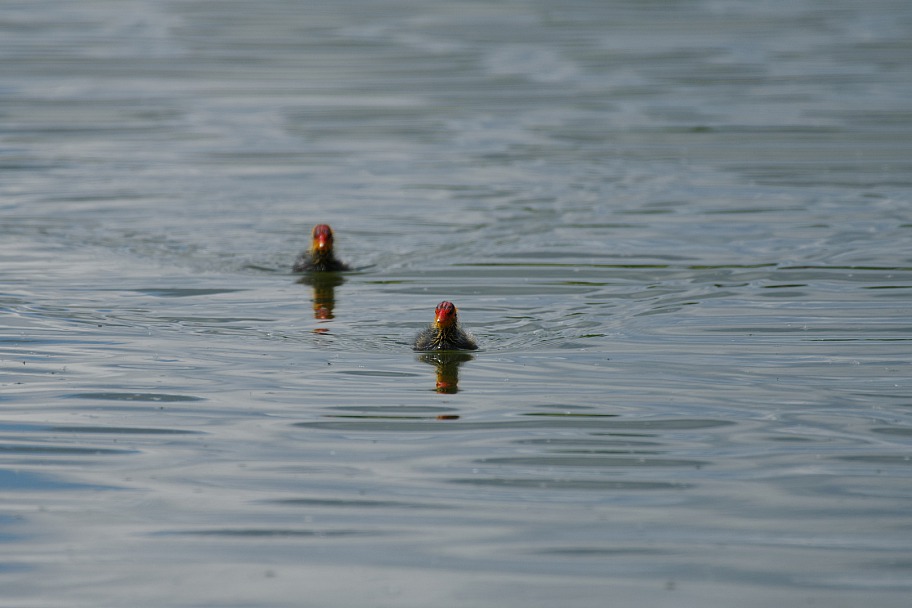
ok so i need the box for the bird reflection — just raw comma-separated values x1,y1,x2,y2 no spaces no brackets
297,272,345,320
419,351,474,394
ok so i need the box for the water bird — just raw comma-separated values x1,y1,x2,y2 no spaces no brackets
293,224,349,272
413,301,478,352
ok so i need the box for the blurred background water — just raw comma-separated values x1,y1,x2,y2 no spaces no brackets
2,0,911,606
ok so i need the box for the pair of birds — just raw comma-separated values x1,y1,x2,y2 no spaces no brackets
294,224,478,352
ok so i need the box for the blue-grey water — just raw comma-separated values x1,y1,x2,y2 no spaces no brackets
2,1,911,606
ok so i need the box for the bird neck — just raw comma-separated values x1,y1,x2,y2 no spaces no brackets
311,249,335,266
431,323,459,346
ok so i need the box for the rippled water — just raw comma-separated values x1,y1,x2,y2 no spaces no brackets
2,0,912,606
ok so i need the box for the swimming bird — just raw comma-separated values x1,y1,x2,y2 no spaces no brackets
293,224,349,272
413,301,478,351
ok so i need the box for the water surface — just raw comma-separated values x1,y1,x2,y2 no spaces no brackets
2,1,911,606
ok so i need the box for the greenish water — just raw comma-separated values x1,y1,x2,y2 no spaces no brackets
2,1,911,606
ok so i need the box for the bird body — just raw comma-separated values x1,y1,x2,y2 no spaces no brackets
413,301,477,351
293,224,349,272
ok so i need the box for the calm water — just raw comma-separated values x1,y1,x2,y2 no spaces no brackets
2,0,912,605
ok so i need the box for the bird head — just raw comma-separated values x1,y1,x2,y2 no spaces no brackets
311,224,334,254
434,301,458,329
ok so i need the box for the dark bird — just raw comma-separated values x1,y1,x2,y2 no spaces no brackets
293,224,349,272
413,301,478,352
